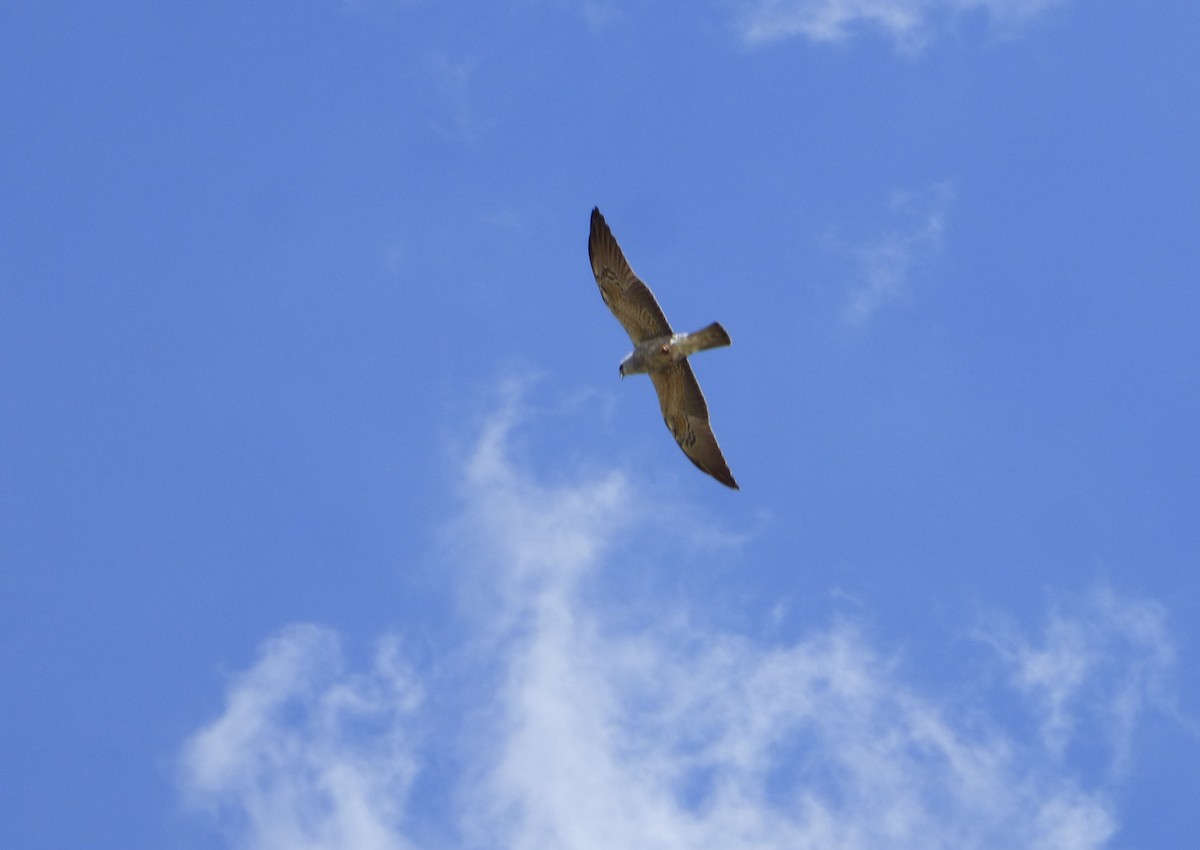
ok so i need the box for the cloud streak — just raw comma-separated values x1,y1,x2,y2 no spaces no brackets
180,625,421,850
829,182,954,327
180,392,1185,850
739,0,1070,52
978,585,1182,774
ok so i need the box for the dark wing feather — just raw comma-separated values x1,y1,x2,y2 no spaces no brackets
588,207,672,343
649,361,739,490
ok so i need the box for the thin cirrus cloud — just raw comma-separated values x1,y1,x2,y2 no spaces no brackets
830,182,954,327
978,586,1184,774
739,0,1070,51
181,389,1180,850
180,626,421,850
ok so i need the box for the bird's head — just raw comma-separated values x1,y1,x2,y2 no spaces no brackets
618,363,625,379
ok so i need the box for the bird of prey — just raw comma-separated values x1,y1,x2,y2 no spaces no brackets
587,207,739,490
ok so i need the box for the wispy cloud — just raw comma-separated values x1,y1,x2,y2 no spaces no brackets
581,2,625,34
739,0,1070,52
180,392,1186,850
828,181,954,327
978,585,1184,775
426,53,482,142
180,625,421,850
343,0,420,11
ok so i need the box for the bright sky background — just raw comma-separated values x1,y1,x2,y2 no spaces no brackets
4,2,1200,848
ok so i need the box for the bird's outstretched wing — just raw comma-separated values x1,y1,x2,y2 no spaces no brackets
588,207,672,343
649,361,739,490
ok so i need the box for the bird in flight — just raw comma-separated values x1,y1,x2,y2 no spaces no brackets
587,207,739,490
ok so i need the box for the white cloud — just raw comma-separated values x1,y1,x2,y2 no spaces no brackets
581,2,625,34
978,585,1182,774
180,625,421,850
343,0,420,11
426,53,482,142
832,182,954,327
739,0,1069,52
180,394,1186,850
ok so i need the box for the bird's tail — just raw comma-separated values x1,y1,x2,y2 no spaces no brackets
680,322,732,356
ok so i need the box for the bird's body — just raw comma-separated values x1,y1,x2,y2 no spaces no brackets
587,207,739,490
619,323,733,377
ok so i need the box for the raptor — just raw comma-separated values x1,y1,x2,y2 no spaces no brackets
588,207,739,489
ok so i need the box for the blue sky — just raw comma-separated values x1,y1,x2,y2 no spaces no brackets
3,1,1199,847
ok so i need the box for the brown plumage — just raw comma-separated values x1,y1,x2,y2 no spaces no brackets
588,207,739,490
